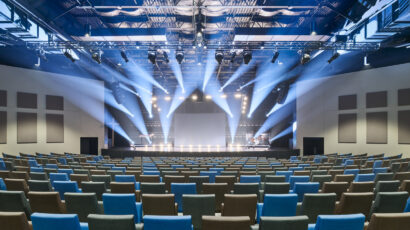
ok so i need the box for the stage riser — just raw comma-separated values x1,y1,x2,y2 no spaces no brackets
101,150,300,159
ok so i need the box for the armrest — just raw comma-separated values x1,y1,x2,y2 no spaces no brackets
296,202,302,215
135,190,141,202
259,190,264,203
220,203,224,214
80,223,89,230
97,201,104,214
175,203,178,215
257,203,263,223
308,224,316,230
135,202,142,223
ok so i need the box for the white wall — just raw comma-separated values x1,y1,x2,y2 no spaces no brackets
0,64,105,155
296,63,410,157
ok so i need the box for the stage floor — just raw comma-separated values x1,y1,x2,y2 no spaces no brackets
101,147,299,159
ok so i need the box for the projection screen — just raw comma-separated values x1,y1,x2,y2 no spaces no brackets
174,113,226,146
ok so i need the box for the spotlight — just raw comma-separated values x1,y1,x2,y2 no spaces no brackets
92,50,102,64
148,50,157,64
327,52,340,64
271,51,280,63
230,51,236,63
301,52,310,65
120,50,129,63
163,51,170,63
176,50,184,64
243,50,252,64
215,50,224,65
64,50,76,62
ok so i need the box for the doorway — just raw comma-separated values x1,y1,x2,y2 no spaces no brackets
80,137,98,155
303,137,324,156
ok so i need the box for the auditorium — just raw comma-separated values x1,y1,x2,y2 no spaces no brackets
0,0,409,229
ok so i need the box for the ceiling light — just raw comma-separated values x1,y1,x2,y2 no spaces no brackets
152,96,157,101
234,93,242,99
220,94,227,99
120,50,129,63
215,50,224,65
271,51,280,63
243,50,252,64
148,50,157,64
328,52,340,64
165,96,171,101
205,95,212,100
176,50,184,64
192,95,198,101
179,96,185,100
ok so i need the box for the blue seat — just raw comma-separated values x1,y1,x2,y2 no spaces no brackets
291,182,320,202
171,165,184,169
290,156,298,161
53,181,81,200
58,158,67,165
0,161,5,171
143,215,193,230
405,198,410,212
344,169,359,176
0,178,6,190
31,213,88,230
307,214,365,230
276,171,293,182
344,160,354,166
373,160,383,168
102,193,142,223
243,165,257,169
171,183,197,212
28,160,39,167
289,176,310,190
58,169,74,176
240,175,261,183
289,167,304,172
257,194,298,223
46,164,59,169
49,173,70,186
355,173,375,182
103,164,115,168
209,168,224,174
144,171,161,176
111,167,126,173
200,171,218,183
373,167,388,174
31,167,44,172
115,175,140,190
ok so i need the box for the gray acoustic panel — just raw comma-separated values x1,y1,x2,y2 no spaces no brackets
398,110,410,144
46,95,64,110
366,91,387,108
398,88,410,106
338,95,357,110
17,112,37,143
0,90,6,107
0,111,6,144
46,114,64,143
338,114,357,143
366,112,388,144
17,92,37,109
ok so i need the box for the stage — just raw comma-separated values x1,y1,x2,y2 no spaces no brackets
101,147,300,159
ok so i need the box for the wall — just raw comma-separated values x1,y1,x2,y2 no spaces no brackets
296,62,410,157
0,64,104,155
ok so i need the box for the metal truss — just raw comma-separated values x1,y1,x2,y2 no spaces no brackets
23,40,381,51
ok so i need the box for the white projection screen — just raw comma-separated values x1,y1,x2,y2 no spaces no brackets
174,113,226,146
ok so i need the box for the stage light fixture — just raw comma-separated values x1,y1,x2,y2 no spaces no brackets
230,51,236,63
176,50,184,64
301,52,311,65
328,52,340,64
271,51,280,63
91,50,102,64
120,50,129,63
243,50,252,64
215,50,224,65
148,50,157,64
64,50,76,62
163,51,170,63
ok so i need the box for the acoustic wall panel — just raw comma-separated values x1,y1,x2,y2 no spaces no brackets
17,112,37,143
338,95,357,110
398,88,410,106
366,91,387,108
0,90,6,107
366,112,388,144
338,114,357,143
46,114,64,143
46,95,64,110
0,111,6,144
398,110,410,144
17,92,37,109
